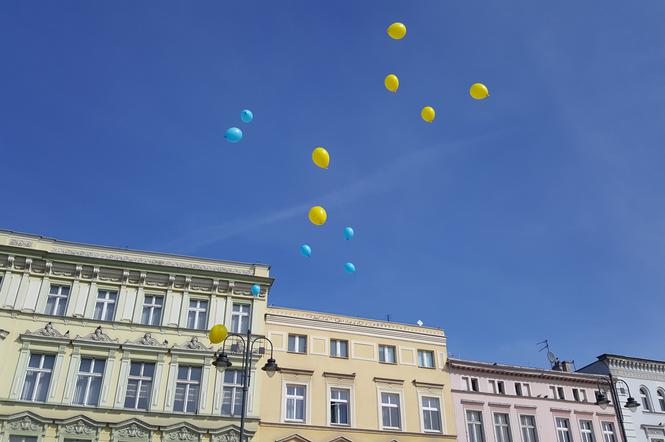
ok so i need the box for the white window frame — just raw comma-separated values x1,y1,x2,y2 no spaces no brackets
519,414,539,442
230,303,251,333
73,358,105,407
329,387,351,426
555,417,572,442
579,419,595,442
94,289,117,321
419,394,443,433
378,389,403,431
515,382,531,397
658,389,665,412
287,334,307,354
222,369,244,417
601,422,617,442
173,365,201,414
46,284,70,316
330,339,349,358
187,298,208,330
283,382,308,423
417,350,435,368
640,386,653,411
21,354,55,402
493,412,512,442
141,294,163,326
378,345,397,364
572,388,588,402
465,409,485,442
124,361,154,410
489,380,506,395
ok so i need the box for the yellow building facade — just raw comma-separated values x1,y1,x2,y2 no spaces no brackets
0,231,274,442
254,307,458,442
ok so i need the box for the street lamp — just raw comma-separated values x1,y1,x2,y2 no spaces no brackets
212,329,279,441
594,376,640,442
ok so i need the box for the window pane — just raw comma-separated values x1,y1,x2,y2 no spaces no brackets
34,372,51,402
142,363,155,377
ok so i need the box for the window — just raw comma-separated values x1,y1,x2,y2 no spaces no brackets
640,386,653,411
580,420,596,442
46,284,70,316
489,380,506,395
141,294,163,325
330,339,349,358
124,362,154,410
222,370,244,416
330,388,350,425
515,382,531,397
379,345,397,364
421,396,442,432
288,334,307,353
21,354,55,402
285,384,306,422
556,418,572,442
418,350,435,368
380,392,401,429
231,303,251,333
174,366,201,413
187,299,208,330
550,386,565,400
463,376,480,392
520,415,538,442
658,389,665,412
466,410,485,442
94,289,117,321
573,388,588,402
601,422,617,442
494,413,512,442
9,437,37,442
73,358,105,406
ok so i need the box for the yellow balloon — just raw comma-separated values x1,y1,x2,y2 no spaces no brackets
421,106,435,123
312,147,330,169
384,74,399,93
209,324,228,344
387,22,407,40
308,206,327,226
470,83,490,100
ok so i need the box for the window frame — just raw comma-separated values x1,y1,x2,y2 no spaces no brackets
45,284,70,316
283,382,308,423
420,394,443,433
465,409,486,442
640,386,653,411
519,414,539,442
173,365,202,414
601,422,617,442
221,369,244,417
378,344,397,364
72,357,105,407
555,417,572,442
379,390,403,431
657,389,665,412
579,419,596,442
186,298,209,330
141,294,164,326
493,412,513,442
489,379,506,395
329,386,351,426
329,339,349,359
287,334,307,354
230,302,252,333
417,349,435,369
124,361,155,410
21,353,55,403
93,289,118,321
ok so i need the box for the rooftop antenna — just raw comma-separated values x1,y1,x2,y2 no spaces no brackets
417,320,424,327
386,314,391,322
537,339,558,367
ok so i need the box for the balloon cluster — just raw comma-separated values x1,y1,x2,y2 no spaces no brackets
224,109,254,143
384,22,490,122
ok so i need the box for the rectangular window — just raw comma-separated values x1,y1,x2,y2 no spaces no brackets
601,422,617,442
222,370,244,416
73,358,105,406
187,299,208,330
285,384,306,422
46,284,70,316
572,388,588,402
418,350,435,368
21,354,55,402
9,437,38,442
466,410,485,442
124,362,154,410
494,413,512,442
379,345,397,364
515,382,531,397
330,388,350,425
556,418,572,442
174,366,201,413
231,303,251,333
330,339,349,358
520,415,539,442
288,334,307,353
422,396,442,432
141,294,163,326
380,392,401,429
580,420,596,442
489,380,506,395
558,386,565,400
93,289,117,321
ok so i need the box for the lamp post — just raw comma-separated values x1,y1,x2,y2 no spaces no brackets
595,375,640,442
212,328,279,442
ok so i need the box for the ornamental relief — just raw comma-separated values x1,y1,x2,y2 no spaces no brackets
211,431,245,442
26,322,69,338
61,419,97,435
113,423,149,439
126,332,168,347
163,426,199,441
75,326,119,343
6,416,42,432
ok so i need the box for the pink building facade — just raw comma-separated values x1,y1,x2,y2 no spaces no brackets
448,358,622,442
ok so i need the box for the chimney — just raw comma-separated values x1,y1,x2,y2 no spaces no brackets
552,359,575,372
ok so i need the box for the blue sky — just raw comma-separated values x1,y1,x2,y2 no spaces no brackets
2,1,664,369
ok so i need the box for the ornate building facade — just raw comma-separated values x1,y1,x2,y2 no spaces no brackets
254,307,458,442
0,230,274,442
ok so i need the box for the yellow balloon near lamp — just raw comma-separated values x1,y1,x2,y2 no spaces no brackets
387,22,407,40
308,206,327,226
209,324,228,344
421,106,436,123
312,147,330,169
384,74,399,93
470,83,490,100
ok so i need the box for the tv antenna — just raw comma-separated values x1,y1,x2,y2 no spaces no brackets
537,339,558,365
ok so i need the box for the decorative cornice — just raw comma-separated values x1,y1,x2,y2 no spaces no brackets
323,372,356,380
75,326,119,343
55,416,104,436
413,380,444,389
210,425,254,442
126,333,168,348
373,377,404,385
4,413,49,432
448,359,603,385
173,337,212,351
279,368,315,376
24,322,69,339
162,423,205,440
601,355,665,378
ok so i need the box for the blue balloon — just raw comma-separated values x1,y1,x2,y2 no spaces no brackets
240,109,253,123
251,284,261,296
224,127,243,143
344,262,356,273
300,244,312,257
343,227,354,240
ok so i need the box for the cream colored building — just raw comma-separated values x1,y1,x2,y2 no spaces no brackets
0,230,274,442
254,307,458,442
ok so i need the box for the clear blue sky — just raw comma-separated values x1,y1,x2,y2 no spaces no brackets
2,1,664,369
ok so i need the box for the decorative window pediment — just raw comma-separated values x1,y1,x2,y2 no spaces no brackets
175,337,212,351
55,415,104,440
3,411,50,434
125,333,168,348
275,435,312,442
329,438,353,442
210,426,254,442
74,326,119,343
22,322,70,343
162,423,204,441
110,418,157,442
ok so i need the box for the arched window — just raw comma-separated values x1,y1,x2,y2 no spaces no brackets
657,389,665,412
640,386,652,411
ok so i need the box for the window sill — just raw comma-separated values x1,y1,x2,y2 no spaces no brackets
418,365,436,370
287,351,307,355
381,427,402,432
330,423,351,427
379,361,398,365
330,355,349,360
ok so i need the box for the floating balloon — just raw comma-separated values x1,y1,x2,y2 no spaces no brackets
251,284,261,296
421,106,436,123
224,127,243,143
312,147,330,169
300,244,312,257
308,206,327,226
384,74,399,93
240,109,254,123
469,83,490,100
344,262,356,273
209,324,228,344
343,227,354,240
387,22,407,40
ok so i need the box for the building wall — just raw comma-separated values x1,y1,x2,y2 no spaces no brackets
449,359,620,442
0,231,273,442
254,307,457,442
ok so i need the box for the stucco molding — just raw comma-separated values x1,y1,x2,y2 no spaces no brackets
275,435,312,442
75,326,119,343
373,377,404,385
323,372,356,380
2,412,50,432
0,329,8,339
24,321,69,338
413,380,444,389
174,336,212,351
329,437,353,442
109,418,157,440
55,415,104,438
210,425,255,442
162,422,205,441
125,332,168,348
280,368,315,376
